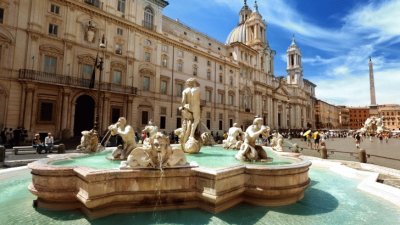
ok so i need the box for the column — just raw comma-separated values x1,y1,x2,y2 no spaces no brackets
101,94,110,132
23,85,35,131
127,96,133,124
61,89,71,130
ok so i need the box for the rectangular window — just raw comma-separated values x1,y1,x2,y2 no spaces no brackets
219,120,223,130
206,90,212,102
115,44,122,55
193,56,198,62
160,80,167,94
50,4,60,14
38,101,54,122
193,67,197,76
218,93,224,104
160,116,166,129
142,111,149,125
229,119,233,128
111,107,121,123
229,95,234,105
177,50,184,58
230,76,233,86
207,120,211,129
207,71,211,80
176,83,183,97
143,76,150,91
144,52,151,62
219,75,223,83
162,57,168,67
48,24,58,36
117,28,123,35
117,0,126,12
162,45,168,52
82,64,93,80
207,61,211,66
0,8,3,24
112,70,122,84
160,107,167,115
43,55,57,74
177,62,183,72
176,117,182,128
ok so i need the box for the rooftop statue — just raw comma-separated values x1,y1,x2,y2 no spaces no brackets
108,117,136,160
235,117,270,161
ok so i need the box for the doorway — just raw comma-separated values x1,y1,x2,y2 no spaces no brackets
74,95,95,136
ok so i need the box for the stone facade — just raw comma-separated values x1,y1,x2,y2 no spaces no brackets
0,0,316,139
314,99,340,129
348,107,370,130
378,104,400,131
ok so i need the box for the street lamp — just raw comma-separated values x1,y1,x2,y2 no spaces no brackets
93,34,106,132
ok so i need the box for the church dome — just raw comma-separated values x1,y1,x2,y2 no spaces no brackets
225,23,247,45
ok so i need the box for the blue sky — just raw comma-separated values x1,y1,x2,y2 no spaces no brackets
164,0,400,106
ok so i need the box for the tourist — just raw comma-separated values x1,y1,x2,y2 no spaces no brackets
44,132,54,153
354,133,361,149
6,128,13,147
32,133,44,154
0,128,6,145
378,134,383,143
313,131,321,150
141,131,147,144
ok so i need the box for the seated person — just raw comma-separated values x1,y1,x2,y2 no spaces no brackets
32,133,44,154
44,132,54,153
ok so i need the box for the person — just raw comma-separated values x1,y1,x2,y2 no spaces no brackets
141,131,147,144
32,133,45,154
0,128,6,145
354,133,361,149
44,132,54,153
314,131,321,150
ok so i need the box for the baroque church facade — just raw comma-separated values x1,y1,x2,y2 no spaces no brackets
0,0,315,139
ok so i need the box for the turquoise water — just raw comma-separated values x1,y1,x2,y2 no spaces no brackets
52,146,295,169
1,166,399,225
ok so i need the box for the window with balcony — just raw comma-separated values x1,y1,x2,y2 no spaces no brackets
48,24,58,36
50,4,60,14
160,80,167,94
144,52,151,62
112,70,122,84
81,64,93,80
143,76,150,91
43,55,57,74
143,7,154,30
117,0,126,13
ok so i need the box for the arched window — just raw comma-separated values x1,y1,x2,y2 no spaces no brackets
144,7,154,30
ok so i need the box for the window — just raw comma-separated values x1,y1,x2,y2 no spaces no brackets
229,95,234,105
43,55,57,73
193,56,198,62
160,80,167,94
229,119,233,128
177,61,183,72
177,50,184,58
176,117,182,128
230,76,233,86
112,70,122,84
206,90,212,102
193,65,198,76
84,0,101,8
143,76,150,91
176,83,183,97
207,60,211,66
219,65,223,70
160,107,167,115
142,111,149,125
38,101,54,122
111,107,121,123
117,0,126,13
81,64,93,80
115,44,122,55
218,93,224,104
144,52,151,62
48,24,58,36
160,116,166,129
162,45,168,52
117,28,123,35
219,120,223,130
207,71,211,80
50,4,60,14
0,8,3,24
161,55,168,68
219,74,223,83
144,39,152,46
144,7,154,30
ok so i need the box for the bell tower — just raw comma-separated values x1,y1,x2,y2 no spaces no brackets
287,35,303,86
239,0,252,24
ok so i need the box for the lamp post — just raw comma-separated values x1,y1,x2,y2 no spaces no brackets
93,35,106,132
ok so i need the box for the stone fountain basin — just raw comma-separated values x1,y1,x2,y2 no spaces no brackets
28,151,311,219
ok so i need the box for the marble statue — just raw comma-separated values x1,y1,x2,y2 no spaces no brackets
142,120,158,147
358,116,389,135
108,117,136,160
176,78,202,153
223,123,244,150
270,131,284,152
235,117,270,161
121,132,187,169
76,129,99,153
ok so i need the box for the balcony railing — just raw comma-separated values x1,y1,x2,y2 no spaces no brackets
19,69,137,95
142,20,157,31
84,0,102,8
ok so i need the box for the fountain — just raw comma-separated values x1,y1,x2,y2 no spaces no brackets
27,78,312,219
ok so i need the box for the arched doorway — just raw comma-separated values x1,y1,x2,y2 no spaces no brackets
73,95,95,136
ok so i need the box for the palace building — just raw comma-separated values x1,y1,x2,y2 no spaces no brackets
0,0,316,139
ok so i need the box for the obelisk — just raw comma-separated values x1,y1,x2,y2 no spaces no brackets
369,57,378,116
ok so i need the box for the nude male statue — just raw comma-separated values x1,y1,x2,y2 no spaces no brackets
108,117,136,159
179,78,201,139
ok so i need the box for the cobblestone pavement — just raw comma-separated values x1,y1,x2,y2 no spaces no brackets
286,137,400,170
